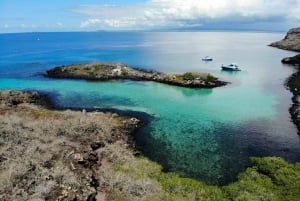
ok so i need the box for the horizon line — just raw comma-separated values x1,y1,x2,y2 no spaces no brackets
0,29,286,34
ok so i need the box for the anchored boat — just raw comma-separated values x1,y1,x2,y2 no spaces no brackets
202,56,213,61
221,63,241,71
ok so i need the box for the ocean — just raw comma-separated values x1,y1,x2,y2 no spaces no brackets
0,31,299,185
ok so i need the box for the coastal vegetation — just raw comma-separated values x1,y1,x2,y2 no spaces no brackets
109,152,300,201
182,72,195,80
0,90,299,201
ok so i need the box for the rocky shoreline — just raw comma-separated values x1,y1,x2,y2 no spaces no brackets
281,54,300,65
270,27,300,134
0,90,53,109
44,62,227,88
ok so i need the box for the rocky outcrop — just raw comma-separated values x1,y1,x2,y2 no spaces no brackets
286,71,300,133
0,90,51,107
44,62,227,88
270,27,300,52
281,54,300,65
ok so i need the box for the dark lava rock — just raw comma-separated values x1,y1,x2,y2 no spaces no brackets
0,90,52,108
282,54,300,65
286,70,300,134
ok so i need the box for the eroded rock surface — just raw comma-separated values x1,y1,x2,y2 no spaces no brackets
270,27,300,52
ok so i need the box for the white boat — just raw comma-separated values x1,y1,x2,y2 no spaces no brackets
221,63,241,71
202,56,213,61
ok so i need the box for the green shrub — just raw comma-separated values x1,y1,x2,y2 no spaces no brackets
92,64,102,71
182,72,194,80
157,173,226,201
205,73,216,82
111,154,300,201
121,69,129,76
224,157,300,201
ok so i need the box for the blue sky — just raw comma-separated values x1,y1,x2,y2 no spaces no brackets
1,0,299,33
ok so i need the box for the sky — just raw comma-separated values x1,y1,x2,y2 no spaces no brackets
0,0,299,33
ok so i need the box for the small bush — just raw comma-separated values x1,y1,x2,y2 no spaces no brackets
121,69,129,76
205,73,216,82
224,157,300,201
92,64,102,71
182,72,194,80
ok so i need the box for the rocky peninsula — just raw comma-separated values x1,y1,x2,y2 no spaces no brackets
44,62,227,88
270,27,300,133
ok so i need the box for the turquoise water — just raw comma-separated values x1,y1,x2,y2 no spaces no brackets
1,32,300,185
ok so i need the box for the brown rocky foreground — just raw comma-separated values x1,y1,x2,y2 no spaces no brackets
0,90,141,201
44,62,227,88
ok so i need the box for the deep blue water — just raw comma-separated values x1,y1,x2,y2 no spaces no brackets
1,31,299,185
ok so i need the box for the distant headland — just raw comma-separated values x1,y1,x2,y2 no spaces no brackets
44,62,227,88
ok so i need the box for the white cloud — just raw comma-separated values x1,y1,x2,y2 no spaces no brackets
80,18,101,28
20,24,37,29
56,22,63,27
73,0,300,29
104,18,137,28
146,0,293,21
287,0,300,21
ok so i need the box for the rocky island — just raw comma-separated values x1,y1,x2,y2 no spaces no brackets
44,62,227,88
270,27,300,133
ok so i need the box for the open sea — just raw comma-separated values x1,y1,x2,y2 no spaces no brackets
1,31,300,185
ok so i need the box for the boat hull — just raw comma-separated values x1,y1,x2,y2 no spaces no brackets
202,58,213,61
221,66,241,71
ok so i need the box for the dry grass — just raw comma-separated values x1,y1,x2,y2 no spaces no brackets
97,142,163,201
0,101,133,201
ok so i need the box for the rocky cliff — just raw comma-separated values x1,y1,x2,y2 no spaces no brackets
270,27,300,52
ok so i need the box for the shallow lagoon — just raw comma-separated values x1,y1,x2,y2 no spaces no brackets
1,31,299,184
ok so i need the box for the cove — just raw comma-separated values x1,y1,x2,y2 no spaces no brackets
1,31,300,185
